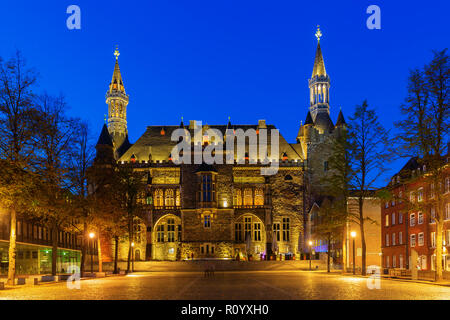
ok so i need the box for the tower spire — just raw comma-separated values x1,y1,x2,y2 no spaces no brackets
308,26,330,121
106,46,129,152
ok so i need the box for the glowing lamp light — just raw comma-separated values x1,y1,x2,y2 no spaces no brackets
351,231,357,238
89,232,95,239
308,241,313,246
223,200,228,208
131,242,135,247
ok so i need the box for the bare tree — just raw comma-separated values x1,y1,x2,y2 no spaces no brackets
0,51,38,285
395,49,449,281
349,100,391,275
33,93,78,276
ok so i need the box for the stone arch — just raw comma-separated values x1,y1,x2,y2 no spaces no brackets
233,213,266,260
152,214,182,261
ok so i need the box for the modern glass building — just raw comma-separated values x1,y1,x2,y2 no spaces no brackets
0,215,85,275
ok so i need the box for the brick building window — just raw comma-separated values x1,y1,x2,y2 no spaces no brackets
399,212,403,224
418,212,423,224
392,233,396,246
282,218,290,242
410,213,416,226
399,191,403,203
391,213,396,225
410,234,416,247
385,215,389,227
399,231,403,245
445,177,450,194
417,188,424,202
385,234,389,247
431,232,436,248
418,232,424,246
430,183,435,198
392,255,396,268
430,206,436,223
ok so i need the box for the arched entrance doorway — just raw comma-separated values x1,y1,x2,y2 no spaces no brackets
152,214,182,261
233,214,266,261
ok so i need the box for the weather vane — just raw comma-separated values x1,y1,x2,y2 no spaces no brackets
315,25,322,42
114,45,120,60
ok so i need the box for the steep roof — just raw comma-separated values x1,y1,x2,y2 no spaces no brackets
116,134,132,158
96,124,113,147
314,112,334,133
304,112,313,125
117,122,303,162
311,41,327,77
335,109,346,127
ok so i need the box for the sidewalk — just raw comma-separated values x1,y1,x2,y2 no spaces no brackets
0,271,126,290
313,269,450,287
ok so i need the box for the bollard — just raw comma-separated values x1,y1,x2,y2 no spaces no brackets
0,282,4,290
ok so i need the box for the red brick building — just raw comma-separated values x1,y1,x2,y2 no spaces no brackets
381,156,450,272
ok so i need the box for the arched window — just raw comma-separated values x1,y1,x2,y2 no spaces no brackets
243,188,253,206
165,189,174,207
175,189,180,207
234,189,242,207
154,189,163,207
254,188,264,206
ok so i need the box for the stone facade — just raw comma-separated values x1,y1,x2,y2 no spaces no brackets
95,31,345,262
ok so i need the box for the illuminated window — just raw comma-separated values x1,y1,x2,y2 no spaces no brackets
410,234,416,247
157,225,164,242
167,219,175,242
244,217,252,239
282,218,290,241
418,212,423,224
243,188,253,206
254,188,264,206
273,223,280,241
417,188,424,202
204,215,211,228
154,189,164,207
234,189,242,206
418,232,424,246
410,213,416,226
165,189,174,207
254,223,261,241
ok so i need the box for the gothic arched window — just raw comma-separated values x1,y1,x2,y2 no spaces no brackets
234,189,242,207
165,189,175,207
254,188,264,206
154,189,164,207
243,188,253,206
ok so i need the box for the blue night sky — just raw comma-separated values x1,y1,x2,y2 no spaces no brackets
0,0,448,185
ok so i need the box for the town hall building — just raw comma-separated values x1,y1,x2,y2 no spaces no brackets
95,27,346,262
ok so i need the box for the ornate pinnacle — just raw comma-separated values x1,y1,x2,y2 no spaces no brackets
114,45,120,60
315,25,322,42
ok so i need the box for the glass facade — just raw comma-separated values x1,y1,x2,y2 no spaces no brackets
0,242,80,275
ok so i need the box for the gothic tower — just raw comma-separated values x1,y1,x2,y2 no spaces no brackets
106,47,130,153
309,26,330,121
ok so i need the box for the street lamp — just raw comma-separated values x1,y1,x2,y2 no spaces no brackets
89,232,95,274
351,231,357,275
308,240,313,271
131,242,135,272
